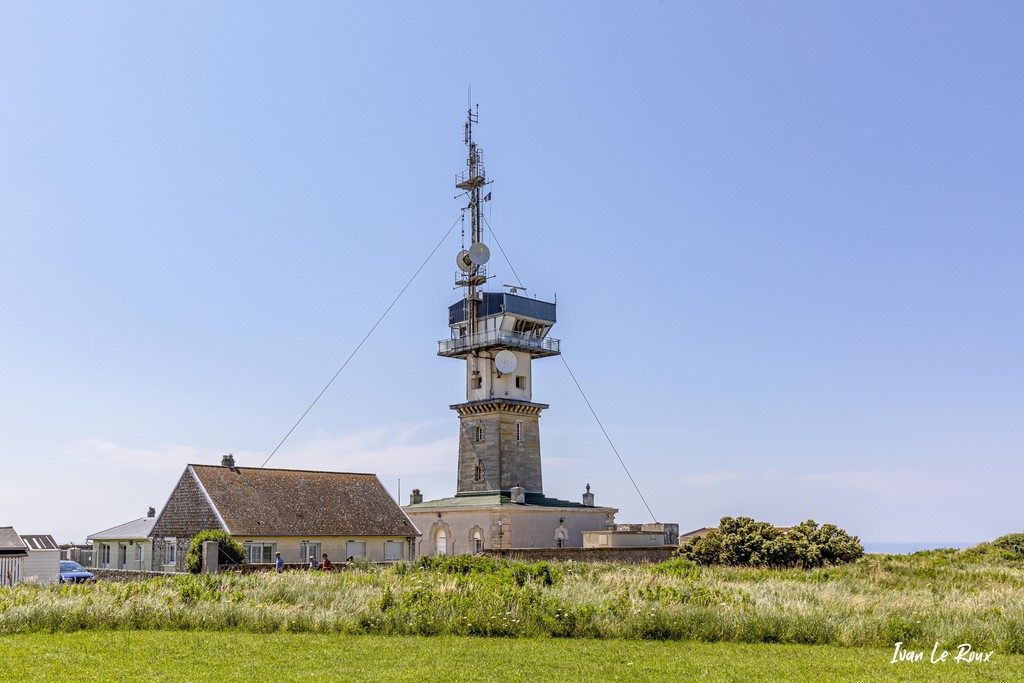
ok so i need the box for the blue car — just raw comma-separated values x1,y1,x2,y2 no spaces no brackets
59,560,96,583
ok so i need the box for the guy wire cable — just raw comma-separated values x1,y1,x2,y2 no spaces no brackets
482,214,659,522
261,214,464,467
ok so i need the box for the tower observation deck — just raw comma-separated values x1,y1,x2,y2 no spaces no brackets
438,291,560,358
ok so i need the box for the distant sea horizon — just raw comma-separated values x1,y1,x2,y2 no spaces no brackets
862,541,977,555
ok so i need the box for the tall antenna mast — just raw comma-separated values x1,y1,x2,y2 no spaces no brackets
464,103,482,244
455,103,490,339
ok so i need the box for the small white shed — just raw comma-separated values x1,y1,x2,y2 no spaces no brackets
21,534,60,584
0,526,28,587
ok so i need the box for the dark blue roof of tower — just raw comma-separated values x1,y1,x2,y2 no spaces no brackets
449,292,556,326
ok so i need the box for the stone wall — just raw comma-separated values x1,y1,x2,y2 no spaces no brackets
231,563,360,574
481,546,675,564
456,401,544,495
91,568,175,582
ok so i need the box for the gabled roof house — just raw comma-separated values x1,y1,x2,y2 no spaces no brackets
149,455,419,571
88,508,158,571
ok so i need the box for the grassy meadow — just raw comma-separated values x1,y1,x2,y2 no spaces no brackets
2,546,1023,656
2,632,1022,683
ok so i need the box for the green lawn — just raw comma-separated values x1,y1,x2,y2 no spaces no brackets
0,632,1018,682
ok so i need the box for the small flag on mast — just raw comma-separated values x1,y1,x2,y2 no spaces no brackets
483,192,491,202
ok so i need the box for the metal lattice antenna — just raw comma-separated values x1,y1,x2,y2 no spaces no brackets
455,102,489,339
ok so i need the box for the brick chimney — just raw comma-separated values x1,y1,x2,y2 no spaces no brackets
147,506,156,518
409,488,423,505
221,453,235,468
582,483,594,507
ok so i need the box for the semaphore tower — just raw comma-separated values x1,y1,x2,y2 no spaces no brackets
438,104,560,498
403,104,616,556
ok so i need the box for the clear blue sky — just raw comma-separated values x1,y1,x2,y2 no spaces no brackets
2,2,1021,545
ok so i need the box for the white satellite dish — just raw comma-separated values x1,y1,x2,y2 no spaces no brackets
495,350,517,374
456,249,473,272
468,241,490,266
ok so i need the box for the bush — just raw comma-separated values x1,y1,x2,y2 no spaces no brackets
961,542,1020,563
993,533,1024,559
677,517,863,569
184,530,247,574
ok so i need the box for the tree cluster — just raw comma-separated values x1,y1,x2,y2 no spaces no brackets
677,516,863,569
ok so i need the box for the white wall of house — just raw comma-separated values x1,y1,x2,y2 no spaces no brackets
405,506,615,557
233,535,417,565
23,549,59,584
92,539,153,571
583,531,666,548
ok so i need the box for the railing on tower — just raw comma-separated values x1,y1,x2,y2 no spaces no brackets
437,330,561,357
456,165,486,189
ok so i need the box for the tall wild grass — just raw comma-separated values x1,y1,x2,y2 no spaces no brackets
2,547,1022,651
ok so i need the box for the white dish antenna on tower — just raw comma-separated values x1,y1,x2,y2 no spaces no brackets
456,249,474,272
468,241,490,266
494,349,517,374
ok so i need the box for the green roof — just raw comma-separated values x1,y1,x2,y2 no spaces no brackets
403,491,615,511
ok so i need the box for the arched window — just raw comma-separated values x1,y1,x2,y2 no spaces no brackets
555,528,567,549
473,530,483,553
474,461,483,482
436,529,447,556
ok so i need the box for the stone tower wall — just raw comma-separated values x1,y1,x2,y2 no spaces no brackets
455,401,544,494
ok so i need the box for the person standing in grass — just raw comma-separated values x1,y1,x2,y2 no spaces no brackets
308,555,319,570
321,553,333,571
275,552,284,573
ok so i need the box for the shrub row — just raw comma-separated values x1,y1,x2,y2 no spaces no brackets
677,517,864,569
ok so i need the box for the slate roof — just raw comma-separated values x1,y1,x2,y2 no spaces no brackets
0,526,28,556
189,465,417,537
20,535,58,551
404,491,615,511
87,517,157,541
